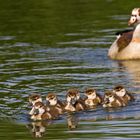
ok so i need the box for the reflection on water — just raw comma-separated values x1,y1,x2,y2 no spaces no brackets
66,113,78,130
119,60,140,88
25,109,140,139
27,121,48,138
26,113,78,138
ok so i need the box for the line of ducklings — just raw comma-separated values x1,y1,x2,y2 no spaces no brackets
28,85,134,121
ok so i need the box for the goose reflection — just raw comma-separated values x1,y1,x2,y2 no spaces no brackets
118,60,140,86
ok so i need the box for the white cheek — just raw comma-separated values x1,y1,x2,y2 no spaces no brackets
67,96,71,102
109,96,114,102
116,89,125,97
37,98,42,103
76,94,80,100
49,99,57,105
35,106,40,109
38,108,45,114
32,98,42,105
88,94,96,99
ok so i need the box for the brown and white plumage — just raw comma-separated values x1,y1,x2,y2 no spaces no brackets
28,93,43,116
84,88,102,109
46,92,65,116
65,88,86,112
30,102,52,121
113,85,134,105
103,90,125,108
28,93,42,106
108,8,140,60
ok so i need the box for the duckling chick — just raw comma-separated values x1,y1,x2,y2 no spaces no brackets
103,90,125,108
46,92,64,115
84,88,102,109
29,93,42,106
113,85,134,105
30,102,52,121
65,88,86,112
28,93,43,115
64,93,76,112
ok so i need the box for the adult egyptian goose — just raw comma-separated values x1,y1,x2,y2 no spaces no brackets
108,8,140,60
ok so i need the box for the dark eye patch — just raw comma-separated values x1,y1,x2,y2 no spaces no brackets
131,14,137,17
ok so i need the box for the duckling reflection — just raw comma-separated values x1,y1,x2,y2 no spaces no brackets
66,113,78,130
26,121,51,138
105,108,128,120
119,60,140,86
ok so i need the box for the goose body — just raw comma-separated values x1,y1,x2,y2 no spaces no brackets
108,8,140,60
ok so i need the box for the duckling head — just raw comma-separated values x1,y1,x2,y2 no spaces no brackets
66,88,80,105
104,90,115,103
29,93,42,106
113,85,126,97
46,93,57,106
85,88,97,99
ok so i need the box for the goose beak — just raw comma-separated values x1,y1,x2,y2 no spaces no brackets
128,17,137,26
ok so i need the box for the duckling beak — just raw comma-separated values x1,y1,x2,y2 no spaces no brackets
33,109,39,115
71,98,77,105
103,98,109,104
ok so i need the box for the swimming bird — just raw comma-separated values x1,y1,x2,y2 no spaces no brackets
113,85,134,105
108,8,140,60
84,88,102,109
103,90,125,108
46,92,65,116
29,93,42,106
28,93,43,116
65,88,86,112
30,102,52,121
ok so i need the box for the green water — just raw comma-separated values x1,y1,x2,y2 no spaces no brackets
0,0,140,139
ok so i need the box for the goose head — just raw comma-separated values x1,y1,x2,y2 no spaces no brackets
128,8,140,26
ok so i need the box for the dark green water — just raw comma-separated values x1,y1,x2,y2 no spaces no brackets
0,0,140,139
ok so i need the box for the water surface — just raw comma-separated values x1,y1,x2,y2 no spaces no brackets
0,0,140,139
